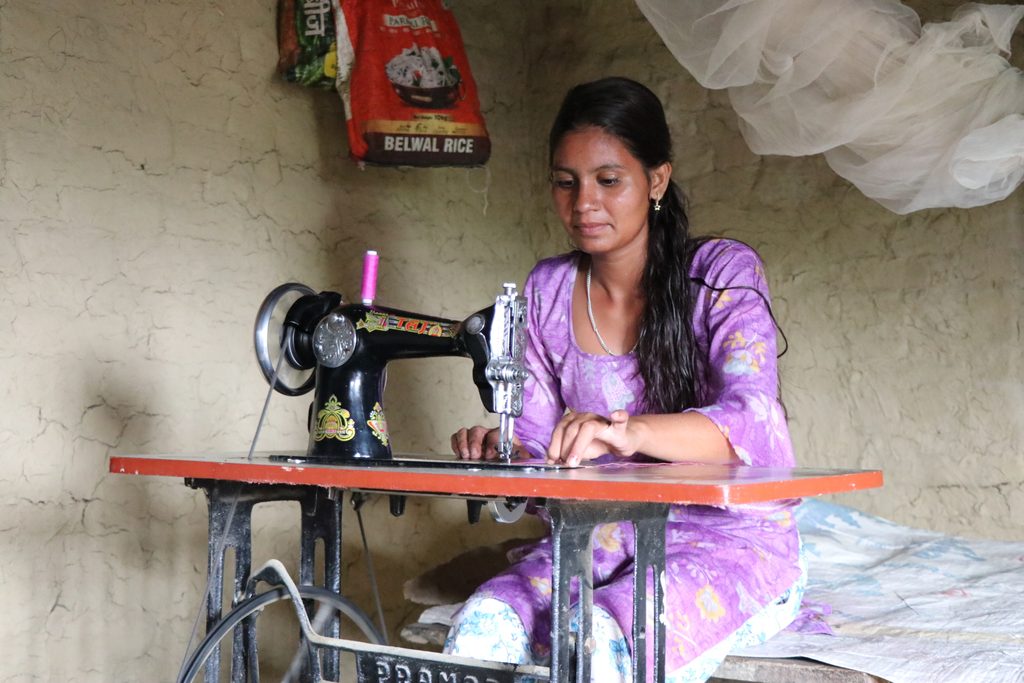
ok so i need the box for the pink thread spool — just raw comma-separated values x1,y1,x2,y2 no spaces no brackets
361,250,379,306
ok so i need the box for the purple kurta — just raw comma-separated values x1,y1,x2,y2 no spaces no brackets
468,239,803,672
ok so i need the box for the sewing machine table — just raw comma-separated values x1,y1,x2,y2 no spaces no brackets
109,452,882,683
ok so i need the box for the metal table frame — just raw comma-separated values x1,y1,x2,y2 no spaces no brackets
190,479,667,683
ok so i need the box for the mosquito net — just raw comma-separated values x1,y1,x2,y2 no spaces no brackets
634,0,1024,213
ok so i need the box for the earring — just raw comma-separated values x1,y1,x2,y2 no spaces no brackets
652,197,662,212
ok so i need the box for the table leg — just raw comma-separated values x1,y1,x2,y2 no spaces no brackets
547,501,668,683
299,487,342,681
549,504,595,683
632,510,667,683
196,481,253,683
189,480,342,682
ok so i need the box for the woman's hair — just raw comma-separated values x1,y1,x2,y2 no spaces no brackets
549,77,707,413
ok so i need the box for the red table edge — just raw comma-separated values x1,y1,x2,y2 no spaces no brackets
109,455,883,506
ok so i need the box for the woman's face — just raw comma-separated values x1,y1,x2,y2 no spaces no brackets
550,126,670,258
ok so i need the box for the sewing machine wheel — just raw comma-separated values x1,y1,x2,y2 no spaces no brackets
254,282,317,396
178,585,383,683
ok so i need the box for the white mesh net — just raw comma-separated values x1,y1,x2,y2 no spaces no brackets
634,0,1024,214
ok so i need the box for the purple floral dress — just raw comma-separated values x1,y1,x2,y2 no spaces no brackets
449,239,805,680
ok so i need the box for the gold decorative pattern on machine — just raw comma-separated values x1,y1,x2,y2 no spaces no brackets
313,395,356,442
367,402,389,446
356,311,455,337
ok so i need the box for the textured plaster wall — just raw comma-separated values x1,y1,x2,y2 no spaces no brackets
1,0,1021,680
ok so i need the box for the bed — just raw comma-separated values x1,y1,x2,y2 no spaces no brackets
723,498,1024,682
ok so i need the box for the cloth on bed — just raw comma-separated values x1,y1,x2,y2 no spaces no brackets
732,498,1024,683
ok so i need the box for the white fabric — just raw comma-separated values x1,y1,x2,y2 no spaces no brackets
732,499,1024,683
634,0,1024,214
444,597,535,668
444,598,631,682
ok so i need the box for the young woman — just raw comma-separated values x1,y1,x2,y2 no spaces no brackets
447,77,805,682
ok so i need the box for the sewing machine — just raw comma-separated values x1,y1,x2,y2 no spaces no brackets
252,253,528,465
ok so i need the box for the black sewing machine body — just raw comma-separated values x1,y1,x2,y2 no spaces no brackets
254,283,527,464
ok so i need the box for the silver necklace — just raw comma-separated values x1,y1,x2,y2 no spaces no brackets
585,264,638,355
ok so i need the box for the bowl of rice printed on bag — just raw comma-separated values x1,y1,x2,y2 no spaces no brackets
385,44,462,109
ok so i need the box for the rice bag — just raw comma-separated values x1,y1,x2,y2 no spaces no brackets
334,0,491,166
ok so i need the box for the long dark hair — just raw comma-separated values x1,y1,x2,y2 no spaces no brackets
549,77,706,413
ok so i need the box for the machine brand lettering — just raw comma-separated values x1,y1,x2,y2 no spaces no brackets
313,395,356,442
368,402,389,446
369,659,504,683
357,312,455,338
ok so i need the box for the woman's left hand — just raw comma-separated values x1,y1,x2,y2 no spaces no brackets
546,409,639,467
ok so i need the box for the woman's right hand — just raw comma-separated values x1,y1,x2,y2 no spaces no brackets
451,426,524,460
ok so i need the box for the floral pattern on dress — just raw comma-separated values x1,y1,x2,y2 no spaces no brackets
596,522,624,552
696,585,727,622
601,370,636,411
529,575,552,596
722,331,768,376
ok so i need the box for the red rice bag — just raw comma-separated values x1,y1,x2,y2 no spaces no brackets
334,0,491,166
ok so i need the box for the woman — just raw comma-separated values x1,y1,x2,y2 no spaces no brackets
447,77,805,682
